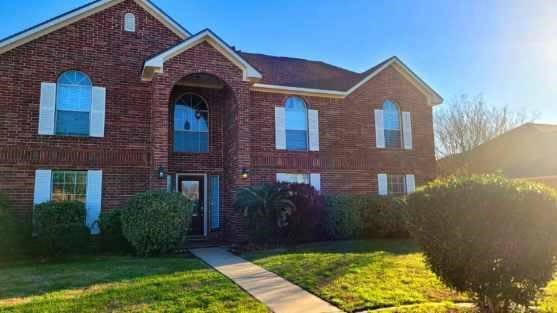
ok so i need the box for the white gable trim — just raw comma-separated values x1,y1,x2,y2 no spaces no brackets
142,29,262,82
251,57,443,106
0,0,190,55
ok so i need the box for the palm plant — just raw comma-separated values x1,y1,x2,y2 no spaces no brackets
234,183,295,244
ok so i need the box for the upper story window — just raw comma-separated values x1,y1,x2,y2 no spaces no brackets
174,93,209,153
285,96,308,151
124,13,136,32
55,71,92,136
383,100,402,149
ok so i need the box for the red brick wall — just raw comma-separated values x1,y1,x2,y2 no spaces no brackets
0,0,181,218
249,65,436,194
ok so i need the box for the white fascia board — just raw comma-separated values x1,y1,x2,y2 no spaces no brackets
251,83,346,99
142,30,262,82
0,0,190,55
134,0,190,39
347,57,443,106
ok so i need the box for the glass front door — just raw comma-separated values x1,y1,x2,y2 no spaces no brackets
178,175,205,236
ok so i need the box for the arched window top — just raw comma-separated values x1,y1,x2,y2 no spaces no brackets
383,100,400,130
284,96,308,150
284,96,307,111
57,70,92,87
55,70,92,136
383,100,402,148
124,12,136,32
174,93,209,153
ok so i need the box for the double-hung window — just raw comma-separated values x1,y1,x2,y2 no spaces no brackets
51,170,87,202
285,97,308,151
55,71,92,136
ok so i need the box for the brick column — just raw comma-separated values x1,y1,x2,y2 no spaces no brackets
149,76,171,190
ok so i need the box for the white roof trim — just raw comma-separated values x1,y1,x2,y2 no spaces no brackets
142,29,262,82
251,83,346,99
0,0,190,55
252,57,443,106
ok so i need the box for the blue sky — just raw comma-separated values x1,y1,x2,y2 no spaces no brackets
1,0,556,123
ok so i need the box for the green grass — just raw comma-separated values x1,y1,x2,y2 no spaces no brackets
0,256,268,313
243,240,470,312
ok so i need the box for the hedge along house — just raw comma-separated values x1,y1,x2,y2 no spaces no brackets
0,0,442,242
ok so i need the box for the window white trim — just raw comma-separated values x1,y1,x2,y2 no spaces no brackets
0,0,190,54
124,13,136,32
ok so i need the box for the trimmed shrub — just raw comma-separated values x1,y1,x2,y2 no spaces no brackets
234,183,294,245
322,195,364,240
98,209,132,253
0,194,26,260
121,192,193,256
406,175,557,313
283,183,325,243
360,196,408,238
34,200,90,256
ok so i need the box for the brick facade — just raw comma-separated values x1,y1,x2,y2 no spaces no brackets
0,0,436,243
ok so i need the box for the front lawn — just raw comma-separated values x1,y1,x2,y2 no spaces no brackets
0,256,267,313
243,240,470,312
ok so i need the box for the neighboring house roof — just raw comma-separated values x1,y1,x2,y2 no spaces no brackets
438,123,557,178
142,29,262,82
0,0,442,105
0,0,191,54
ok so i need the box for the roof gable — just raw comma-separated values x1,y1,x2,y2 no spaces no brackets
0,0,191,54
250,56,443,105
141,29,262,82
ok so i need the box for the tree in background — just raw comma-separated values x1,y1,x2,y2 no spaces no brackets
434,94,535,158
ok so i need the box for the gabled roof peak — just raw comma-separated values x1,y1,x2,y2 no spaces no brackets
0,0,191,54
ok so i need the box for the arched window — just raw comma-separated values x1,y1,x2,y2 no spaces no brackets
124,13,136,32
285,96,308,151
174,93,209,153
383,100,402,148
56,70,92,136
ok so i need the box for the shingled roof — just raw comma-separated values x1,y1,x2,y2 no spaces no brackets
240,52,391,92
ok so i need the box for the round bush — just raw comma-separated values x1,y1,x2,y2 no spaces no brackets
360,196,408,238
406,175,557,312
283,183,325,243
121,192,193,256
322,195,364,240
99,209,132,253
34,200,90,256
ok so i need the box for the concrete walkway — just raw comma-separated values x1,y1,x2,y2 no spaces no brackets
190,247,343,313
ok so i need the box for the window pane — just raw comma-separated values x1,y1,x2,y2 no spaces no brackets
56,111,90,135
57,85,91,111
279,173,310,184
286,130,308,150
388,174,406,196
51,171,87,203
385,130,402,149
173,94,209,153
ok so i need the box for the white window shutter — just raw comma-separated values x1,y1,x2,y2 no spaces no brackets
402,111,413,150
275,106,286,149
276,173,287,183
310,173,321,191
374,109,385,148
86,170,103,234
378,173,388,195
90,87,106,137
38,82,56,135
406,174,416,194
308,109,319,151
33,169,52,205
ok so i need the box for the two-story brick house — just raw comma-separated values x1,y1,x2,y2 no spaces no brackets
0,0,441,241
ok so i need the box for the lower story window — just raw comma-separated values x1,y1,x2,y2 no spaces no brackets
387,174,407,195
276,173,310,184
52,170,87,202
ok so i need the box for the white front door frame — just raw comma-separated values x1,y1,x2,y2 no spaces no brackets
175,173,208,237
